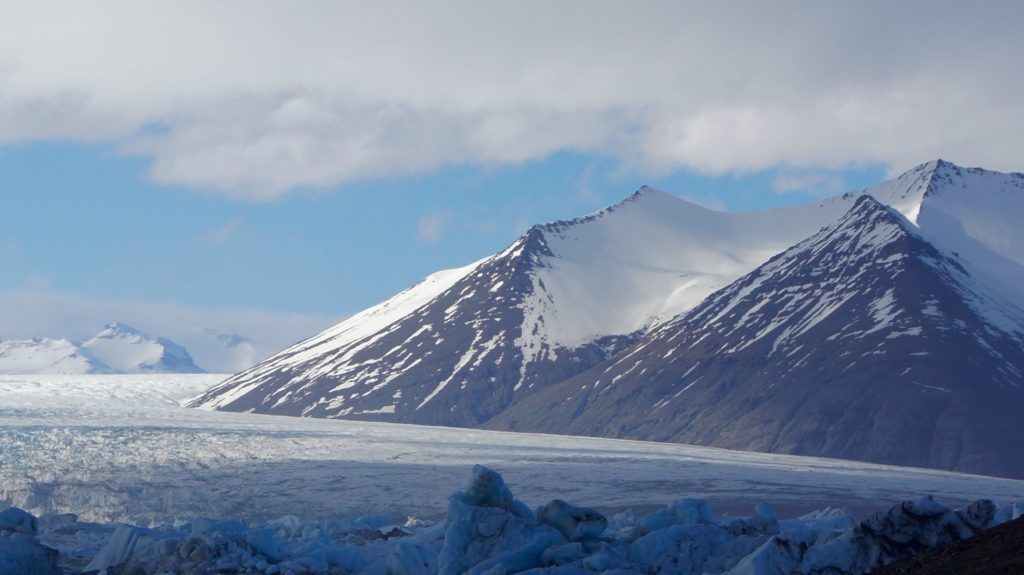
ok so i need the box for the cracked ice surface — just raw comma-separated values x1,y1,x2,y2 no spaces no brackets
2,375,1023,526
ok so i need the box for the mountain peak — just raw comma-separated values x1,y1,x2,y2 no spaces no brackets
795,194,921,263
861,160,1024,311
859,159,971,225
920,159,967,196
84,323,204,373
919,158,957,172
844,194,910,228
531,185,688,237
849,192,888,211
626,184,658,200
98,322,145,337
895,158,1019,196
620,185,687,207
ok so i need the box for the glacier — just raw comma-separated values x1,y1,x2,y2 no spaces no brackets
2,374,1024,574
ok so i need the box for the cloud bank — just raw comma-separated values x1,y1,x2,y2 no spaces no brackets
1,1,1021,198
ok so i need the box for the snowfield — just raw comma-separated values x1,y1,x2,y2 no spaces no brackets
2,374,1024,574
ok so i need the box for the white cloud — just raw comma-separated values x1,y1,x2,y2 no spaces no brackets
575,163,604,208
204,217,244,243
0,289,338,373
772,172,847,197
416,210,453,243
0,1,1022,197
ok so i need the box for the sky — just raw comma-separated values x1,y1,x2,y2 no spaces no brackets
1,1,1022,371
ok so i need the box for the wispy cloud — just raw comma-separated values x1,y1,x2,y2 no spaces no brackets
203,217,244,243
416,210,454,243
678,194,727,212
772,172,848,197
0,2,1022,197
575,163,603,207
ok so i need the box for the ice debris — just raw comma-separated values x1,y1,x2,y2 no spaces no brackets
0,507,60,575
727,497,1000,574
11,470,1022,575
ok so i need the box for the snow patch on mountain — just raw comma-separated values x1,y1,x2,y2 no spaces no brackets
517,186,859,353
676,196,1024,358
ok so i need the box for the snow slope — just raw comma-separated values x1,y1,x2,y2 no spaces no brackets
5,375,1024,527
0,338,112,375
516,188,860,351
190,260,482,411
862,159,1024,308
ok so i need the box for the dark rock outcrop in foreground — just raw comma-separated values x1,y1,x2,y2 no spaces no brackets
869,515,1024,575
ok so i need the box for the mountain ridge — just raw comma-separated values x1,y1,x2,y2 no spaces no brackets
0,323,205,374
487,195,1024,477
190,160,1024,477
188,180,864,421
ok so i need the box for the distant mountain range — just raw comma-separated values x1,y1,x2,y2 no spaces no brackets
190,160,1024,478
0,322,205,374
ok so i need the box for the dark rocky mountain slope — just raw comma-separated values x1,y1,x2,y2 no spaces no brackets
487,197,1024,478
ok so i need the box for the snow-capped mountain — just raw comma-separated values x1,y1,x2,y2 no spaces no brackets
189,187,860,422
489,195,1024,478
0,323,204,374
83,322,204,373
0,337,113,375
190,159,1024,478
861,159,1024,309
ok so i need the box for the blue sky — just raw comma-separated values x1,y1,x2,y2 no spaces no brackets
0,142,887,316
0,1,1020,369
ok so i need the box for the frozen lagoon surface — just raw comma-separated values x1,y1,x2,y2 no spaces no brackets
2,374,1022,527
